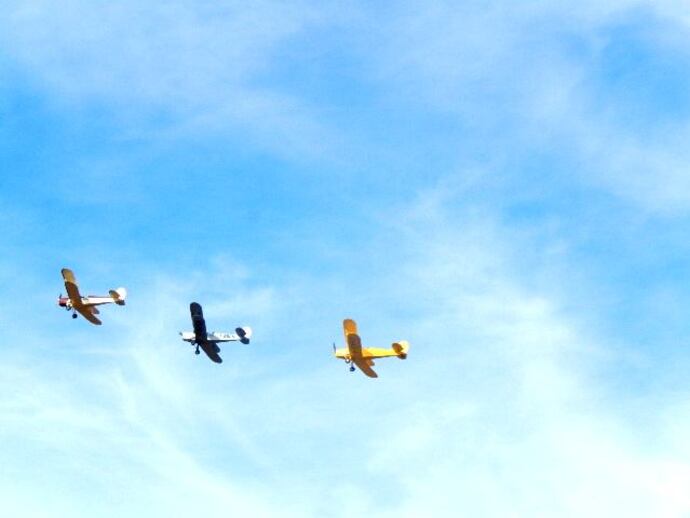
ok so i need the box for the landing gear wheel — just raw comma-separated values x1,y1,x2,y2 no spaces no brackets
349,365,355,372
72,313,78,319
195,345,200,355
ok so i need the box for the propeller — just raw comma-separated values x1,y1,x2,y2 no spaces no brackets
332,342,336,353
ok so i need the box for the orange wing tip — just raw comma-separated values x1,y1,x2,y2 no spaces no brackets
343,318,358,335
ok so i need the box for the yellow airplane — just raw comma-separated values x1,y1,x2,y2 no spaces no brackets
333,318,409,378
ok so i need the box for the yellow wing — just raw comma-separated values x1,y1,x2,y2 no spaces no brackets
343,318,358,337
61,268,83,306
352,357,378,378
346,332,363,358
343,318,365,356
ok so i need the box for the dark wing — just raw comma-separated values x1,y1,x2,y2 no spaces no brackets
190,302,208,343
198,341,222,363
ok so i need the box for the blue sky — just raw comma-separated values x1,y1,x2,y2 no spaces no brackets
3,1,690,516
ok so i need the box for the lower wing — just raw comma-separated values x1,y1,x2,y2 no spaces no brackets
199,341,223,363
75,305,102,325
352,358,378,378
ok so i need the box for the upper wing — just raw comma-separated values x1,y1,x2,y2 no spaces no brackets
352,357,378,378
190,302,208,343
61,268,83,305
344,319,363,356
346,332,363,358
343,318,358,337
74,305,102,325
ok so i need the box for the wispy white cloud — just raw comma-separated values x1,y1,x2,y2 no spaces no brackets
346,189,690,516
3,188,686,516
2,2,690,516
364,0,690,212
0,0,344,159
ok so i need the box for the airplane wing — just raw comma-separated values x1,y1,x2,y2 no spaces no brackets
352,357,378,378
61,268,83,306
198,340,223,363
74,305,102,326
345,331,378,376
346,332,363,357
190,302,208,343
343,318,358,337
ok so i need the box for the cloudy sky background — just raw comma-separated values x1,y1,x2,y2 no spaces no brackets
3,1,690,516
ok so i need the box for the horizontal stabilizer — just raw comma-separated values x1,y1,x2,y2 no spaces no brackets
236,326,252,344
109,287,127,305
392,340,410,359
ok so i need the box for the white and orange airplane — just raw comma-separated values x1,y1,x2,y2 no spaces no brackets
57,268,127,325
333,318,409,378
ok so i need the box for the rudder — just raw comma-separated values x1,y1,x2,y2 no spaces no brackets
109,287,127,305
392,340,409,359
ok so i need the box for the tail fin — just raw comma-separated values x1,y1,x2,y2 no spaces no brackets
392,340,409,359
109,287,127,305
235,326,252,344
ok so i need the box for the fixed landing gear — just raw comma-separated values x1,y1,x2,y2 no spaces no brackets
195,344,200,355
349,365,356,372
72,313,78,319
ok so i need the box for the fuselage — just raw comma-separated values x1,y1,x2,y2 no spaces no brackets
180,331,238,343
334,345,409,361
334,347,375,361
57,295,116,308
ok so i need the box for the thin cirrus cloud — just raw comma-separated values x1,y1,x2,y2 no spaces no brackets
364,0,690,212
8,0,690,209
2,193,689,516
2,1,690,516
0,0,343,159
